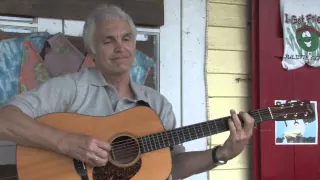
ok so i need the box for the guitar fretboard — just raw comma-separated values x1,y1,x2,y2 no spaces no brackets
138,108,273,153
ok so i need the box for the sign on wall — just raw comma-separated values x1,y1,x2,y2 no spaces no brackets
281,0,320,70
275,100,318,145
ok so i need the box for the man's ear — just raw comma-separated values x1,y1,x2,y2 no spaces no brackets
86,50,96,62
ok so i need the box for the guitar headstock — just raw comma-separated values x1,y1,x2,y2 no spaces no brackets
270,100,315,122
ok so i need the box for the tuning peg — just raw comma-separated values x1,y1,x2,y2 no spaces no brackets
284,120,288,127
253,122,257,128
294,120,299,126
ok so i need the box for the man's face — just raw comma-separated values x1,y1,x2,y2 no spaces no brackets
92,19,135,75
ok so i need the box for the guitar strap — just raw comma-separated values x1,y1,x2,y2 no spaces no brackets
73,159,89,180
136,100,151,107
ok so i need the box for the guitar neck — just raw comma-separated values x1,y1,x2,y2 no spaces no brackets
138,108,273,153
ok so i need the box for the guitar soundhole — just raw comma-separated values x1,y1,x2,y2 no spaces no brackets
92,135,142,180
109,135,140,165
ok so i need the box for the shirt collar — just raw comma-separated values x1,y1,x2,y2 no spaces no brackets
88,68,148,102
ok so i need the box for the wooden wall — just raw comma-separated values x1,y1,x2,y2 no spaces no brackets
0,0,164,26
206,0,252,179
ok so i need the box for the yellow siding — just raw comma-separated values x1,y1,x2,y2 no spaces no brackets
209,0,249,5
209,169,251,180
210,145,252,169
208,98,251,145
207,50,250,74
208,27,249,51
206,0,251,179
208,3,248,28
207,74,250,97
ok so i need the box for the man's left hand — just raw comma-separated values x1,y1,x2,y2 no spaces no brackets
216,109,254,161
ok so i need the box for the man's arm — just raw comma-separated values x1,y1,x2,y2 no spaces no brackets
171,149,216,179
0,75,77,151
0,74,111,167
0,105,68,152
160,100,254,180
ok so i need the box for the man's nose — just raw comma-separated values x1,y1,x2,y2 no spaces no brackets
114,41,125,52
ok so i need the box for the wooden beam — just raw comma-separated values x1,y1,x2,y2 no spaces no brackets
0,0,164,26
0,32,155,58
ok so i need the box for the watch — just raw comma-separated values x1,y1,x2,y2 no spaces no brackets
211,145,227,165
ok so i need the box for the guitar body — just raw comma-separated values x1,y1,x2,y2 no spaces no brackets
16,106,172,180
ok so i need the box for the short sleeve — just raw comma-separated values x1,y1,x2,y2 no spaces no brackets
6,74,77,119
158,98,185,156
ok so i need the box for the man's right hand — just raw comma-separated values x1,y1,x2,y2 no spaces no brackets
57,133,111,167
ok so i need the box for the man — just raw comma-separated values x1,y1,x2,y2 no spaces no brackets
0,4,254,180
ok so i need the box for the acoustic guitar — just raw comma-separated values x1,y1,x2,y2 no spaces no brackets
14,100,315,180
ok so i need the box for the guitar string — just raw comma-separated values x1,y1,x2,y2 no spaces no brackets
108,108,309,158
0,106,304,180
113,113,310,158
109,105,305,149
101,110,274,156
108,104,305,148
108,109,272,148
109,110,273,150
106,111,273,158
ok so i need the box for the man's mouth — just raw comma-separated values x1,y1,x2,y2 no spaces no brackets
111,57,128,60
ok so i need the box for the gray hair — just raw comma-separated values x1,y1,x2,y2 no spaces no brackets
82,4,137,54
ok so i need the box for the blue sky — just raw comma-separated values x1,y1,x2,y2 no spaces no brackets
276,119,317,138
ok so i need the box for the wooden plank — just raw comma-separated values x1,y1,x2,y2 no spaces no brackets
209,145,251,169
207,74,251,97
209,169,251,180
208,27,248,51
209,0,249,5
208,3,248,28
0,0,164,26
207,50,250,74
207,97,250,119
0,32,156,58
207,97,251,144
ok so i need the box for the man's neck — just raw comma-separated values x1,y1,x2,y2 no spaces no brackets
102,71,135,99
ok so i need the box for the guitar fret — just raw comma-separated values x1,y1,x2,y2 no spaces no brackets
143,136,149,152
170,130,175,145
213,120,219,133
155,134,161,149
176,129,181,144
165,131,170,147
139,138,145,153
206,121,212,135
193,125,198,139
181,129,186,142
160,132,165,148
199,124,205,137
145,135,151,151
149,135,155,151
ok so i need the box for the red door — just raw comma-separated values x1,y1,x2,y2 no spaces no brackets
251,0,320,180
